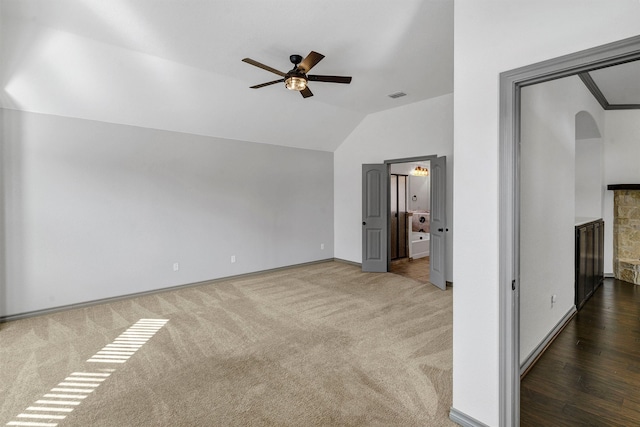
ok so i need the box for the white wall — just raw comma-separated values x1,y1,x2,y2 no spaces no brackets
389,162,431,212
0,108,6,316
519,77,604,363
333,94,453,279
453,1,640,425
1,109,334,317
575,138,604,220
603,110,640,275
408,175,430,212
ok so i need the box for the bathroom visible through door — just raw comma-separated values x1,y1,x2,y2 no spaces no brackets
389,161,431,283
390,174,408,260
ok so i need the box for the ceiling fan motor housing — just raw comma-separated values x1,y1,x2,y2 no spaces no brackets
289,54,303,65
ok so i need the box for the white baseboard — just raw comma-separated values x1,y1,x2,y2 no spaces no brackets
332,257,361,267
449,408,491,427
519,305,577,375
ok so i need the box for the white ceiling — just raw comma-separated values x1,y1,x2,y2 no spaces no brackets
0,0,454,152
589,60,640,106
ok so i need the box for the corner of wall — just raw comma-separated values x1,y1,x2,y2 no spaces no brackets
333,94,454,267
0,108,7,317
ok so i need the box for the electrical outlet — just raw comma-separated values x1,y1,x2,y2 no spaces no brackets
321,243,325,250
231,255,236,263
173,262,179,272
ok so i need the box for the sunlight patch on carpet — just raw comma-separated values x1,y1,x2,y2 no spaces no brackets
5,319,168,427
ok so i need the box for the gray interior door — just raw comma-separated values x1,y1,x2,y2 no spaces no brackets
429,156,447,290
362,164,388,272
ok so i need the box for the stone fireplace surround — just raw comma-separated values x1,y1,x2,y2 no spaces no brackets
609,184,640,285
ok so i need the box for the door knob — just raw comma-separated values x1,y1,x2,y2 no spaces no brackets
362,221,366,225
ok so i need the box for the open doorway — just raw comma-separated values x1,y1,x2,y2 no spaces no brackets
362,155,447,290
389,161,431,283
498,35,640,425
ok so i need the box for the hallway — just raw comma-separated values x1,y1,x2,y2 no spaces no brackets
520,278,640,425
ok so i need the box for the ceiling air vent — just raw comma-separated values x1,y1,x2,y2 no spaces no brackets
388,92,407,99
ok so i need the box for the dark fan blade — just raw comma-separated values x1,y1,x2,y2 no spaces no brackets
242,58,286,77
300,87,314,98
308,75,352,84
298,51,325,73
250,79,284,89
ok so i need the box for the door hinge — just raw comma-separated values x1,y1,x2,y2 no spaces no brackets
512,280,516,291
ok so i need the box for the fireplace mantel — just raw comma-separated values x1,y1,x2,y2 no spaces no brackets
608,184,640,190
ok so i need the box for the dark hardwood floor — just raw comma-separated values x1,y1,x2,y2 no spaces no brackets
521,278,640,426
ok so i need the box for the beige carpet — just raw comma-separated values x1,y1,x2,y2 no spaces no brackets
0,261,454,426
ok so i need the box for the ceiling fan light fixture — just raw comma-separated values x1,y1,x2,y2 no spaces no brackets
285,76,307,91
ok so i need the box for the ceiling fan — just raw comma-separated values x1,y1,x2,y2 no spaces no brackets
242,51,352,98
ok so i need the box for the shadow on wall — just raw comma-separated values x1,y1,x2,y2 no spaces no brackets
0,109,25,321
0,109,8,321
574,110,604,221
575,110,601,139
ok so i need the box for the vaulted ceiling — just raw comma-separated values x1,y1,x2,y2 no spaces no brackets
0,0,454,151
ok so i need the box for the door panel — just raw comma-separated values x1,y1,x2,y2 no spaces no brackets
429,156,447,290
362,164,388,272
595,221,604,285
576,225,588,309
586,224,595,299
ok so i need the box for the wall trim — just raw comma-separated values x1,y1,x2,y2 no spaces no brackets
579,72,640,110
449,408,491,427
333,257,362,267
579,72,609,109
0,258,336,323
520,305,577,377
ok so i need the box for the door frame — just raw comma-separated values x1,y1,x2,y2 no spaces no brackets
389,173,409,261
385,155,438,271
499,35,640,426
